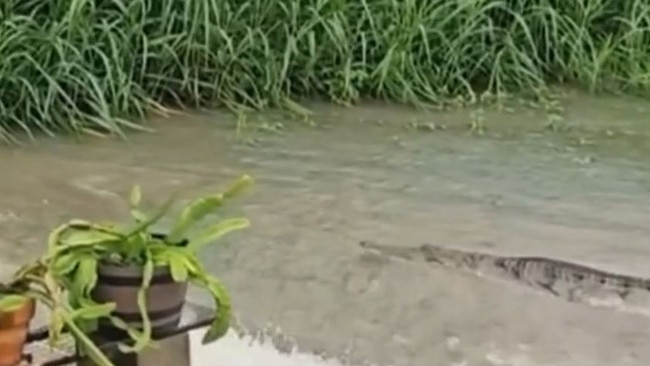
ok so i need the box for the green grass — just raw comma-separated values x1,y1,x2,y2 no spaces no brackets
1,0,649,141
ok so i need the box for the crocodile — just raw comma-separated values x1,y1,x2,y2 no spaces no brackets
359,240,650,306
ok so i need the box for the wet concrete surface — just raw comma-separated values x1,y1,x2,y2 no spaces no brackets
2,92,650,365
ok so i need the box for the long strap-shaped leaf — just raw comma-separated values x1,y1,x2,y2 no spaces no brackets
167,175,253,242
191,273,232,344
65,314,117,366
118,250,155,353
125,196,177,238
187,217,250,251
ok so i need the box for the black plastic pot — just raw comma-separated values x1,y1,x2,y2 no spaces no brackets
91,234,189,341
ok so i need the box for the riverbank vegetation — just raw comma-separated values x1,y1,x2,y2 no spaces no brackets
1,0,649,140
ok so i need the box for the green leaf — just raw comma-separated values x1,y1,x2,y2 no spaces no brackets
51,253,80,275
130,209,148,223
187,217,250,251
159,249,200,275
167,195,225,243
60,229,121,247
107,316,151,353
192,275,231,344
64,314,116,366
168,253,188,282
48,308,65,347
48,220,121,253
72,256,98,298
122,253,154,353
47,222,78,252
123,233,147,263
125,195,176,238
223,174,253,199
75,296,103,308
0,294,28,312
167,174,253,243
70,302,116,320
130,185,142,208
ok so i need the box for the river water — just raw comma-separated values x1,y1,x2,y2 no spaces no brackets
2,89,650,366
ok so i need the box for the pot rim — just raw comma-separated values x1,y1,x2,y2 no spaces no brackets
96,232,189,270
151,232,189,246
0,295,35,309
0,296,35,327
97,261,174,274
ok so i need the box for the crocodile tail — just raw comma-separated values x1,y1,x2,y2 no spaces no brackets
634,277,650,292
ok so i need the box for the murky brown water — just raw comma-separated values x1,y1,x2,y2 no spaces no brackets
2,89,650,366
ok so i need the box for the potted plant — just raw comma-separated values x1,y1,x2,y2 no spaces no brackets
46,174,253,353
0,285,35,366
0,259,116,366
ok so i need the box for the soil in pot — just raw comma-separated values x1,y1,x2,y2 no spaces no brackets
91,263,188,341
0,298,35,366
